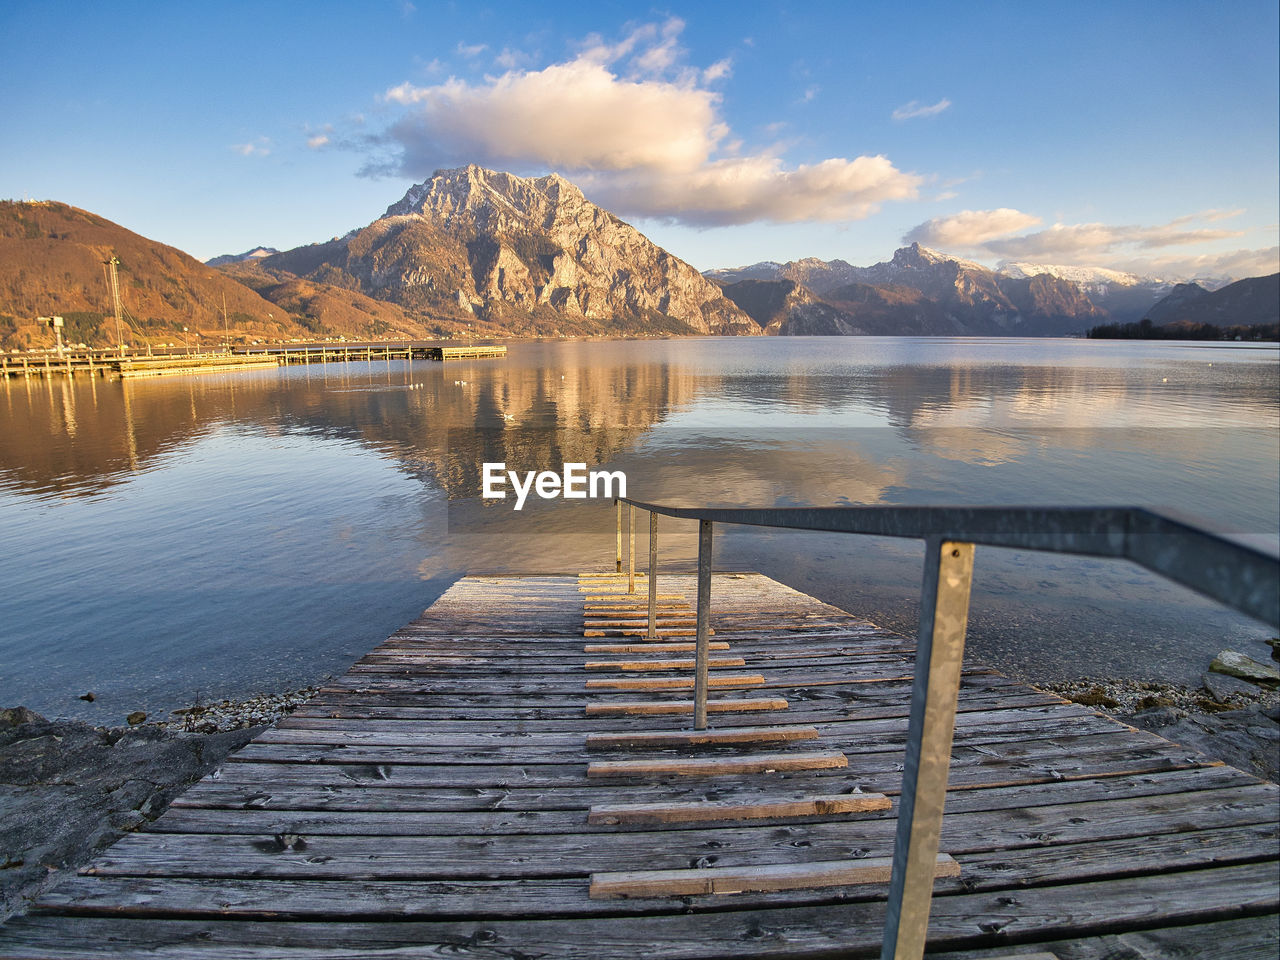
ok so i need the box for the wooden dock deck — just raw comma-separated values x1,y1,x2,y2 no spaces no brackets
0,343,506,379
0,351,281,379
238,342,507,364
1,573,1276,958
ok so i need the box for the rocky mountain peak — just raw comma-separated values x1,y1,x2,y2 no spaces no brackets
383,165,589,230
889,242,986,273
265,167,756,337
893,242,944,267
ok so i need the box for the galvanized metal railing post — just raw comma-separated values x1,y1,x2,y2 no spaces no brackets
628,504,636,594
615,499,623,573
647,511,658,640
693,519,714,730
881,538,975,960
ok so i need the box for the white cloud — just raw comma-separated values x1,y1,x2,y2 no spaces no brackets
382,60,725,173
703,58,732,82
374,21,921,226
1117,246,1278,279
307,134,330,149
494,47,532,71
456,42,488,58
231,137,271,157
982,219,1245,259
903,208,1273,278
892,98,951,121
576,17,687,78
580,154,922,227
905,208,1042,247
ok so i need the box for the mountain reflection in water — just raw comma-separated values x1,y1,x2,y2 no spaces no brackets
1,337,1276,720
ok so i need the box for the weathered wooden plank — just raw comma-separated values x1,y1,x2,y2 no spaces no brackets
588,793,892,825
581,610,693,618
585,698,789,717
926,915,1279,960
169,766,1254,818
580,591,684,598
234,720,1177,763
583,624,696,632
293,688,1059,718
584,628,709,637
7,863,1277,958
210,736,1223,792
320,664,1013,690
586,751,848,778
583,657,745,671
584,725,820,751
274,702,1101,737
583,604,691,611
33,823,1279,926
583,642,731,653
584,628,702,637
584,675,765,690
588,854,960,899
246,714,1146,757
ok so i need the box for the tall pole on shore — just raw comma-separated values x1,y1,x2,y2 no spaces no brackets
103,256,124,357
222,292,229,353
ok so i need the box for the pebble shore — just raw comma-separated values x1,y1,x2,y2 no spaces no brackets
0,686,320,922
1032,675,1280,783
155,686,321,733
1032,675,1280,717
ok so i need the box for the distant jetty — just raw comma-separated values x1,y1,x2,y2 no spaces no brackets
0,342,506,379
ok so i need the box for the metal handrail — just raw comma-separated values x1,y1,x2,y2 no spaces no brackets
620,501,1278,627
608,497,1279,960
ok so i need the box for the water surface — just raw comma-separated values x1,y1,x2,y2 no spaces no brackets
1,337,1275,721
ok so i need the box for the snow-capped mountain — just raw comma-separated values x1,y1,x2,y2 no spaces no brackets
709,243,1108,336
206,246,279,267
997,261,1152,287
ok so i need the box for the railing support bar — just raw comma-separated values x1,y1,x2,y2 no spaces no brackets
881,539,974,960
648,511,658,639
615,499,623,574
628,504,636,594
693,519,714,730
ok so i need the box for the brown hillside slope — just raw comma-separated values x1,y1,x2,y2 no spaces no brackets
217,262,445,340
0,201,319,349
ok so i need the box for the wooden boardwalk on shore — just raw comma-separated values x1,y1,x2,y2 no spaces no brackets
2,573,1276,958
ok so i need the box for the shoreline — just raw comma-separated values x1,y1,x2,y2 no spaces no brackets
0,687,321,923
1031,675,1280,784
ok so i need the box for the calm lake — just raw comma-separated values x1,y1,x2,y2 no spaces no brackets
1,337,1276,722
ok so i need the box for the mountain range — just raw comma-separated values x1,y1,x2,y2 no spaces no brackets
1,167,1273,349
706,244,1220,336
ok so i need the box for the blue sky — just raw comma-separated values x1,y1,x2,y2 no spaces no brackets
3,1,1277,278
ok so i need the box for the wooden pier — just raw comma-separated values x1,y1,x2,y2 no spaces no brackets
115,355,282,378
0,350,283,379
239,343,507,364
1,572,1276,958
0,343,505,379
